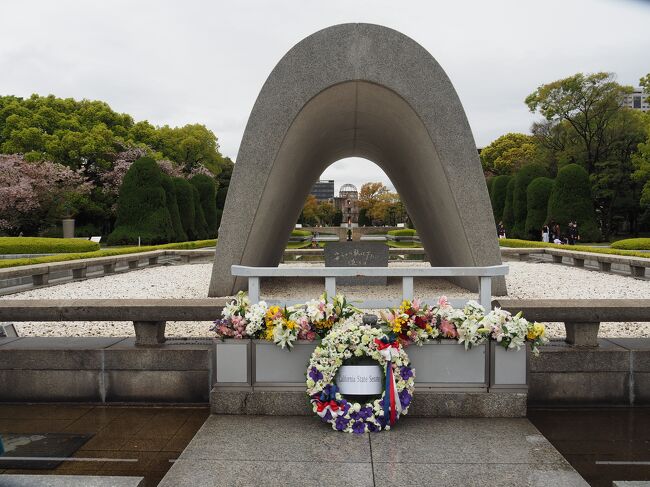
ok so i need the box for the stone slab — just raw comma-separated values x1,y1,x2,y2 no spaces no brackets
0,337,126,350
324,242,388,285
105,370,210,403
0,349,103,370
529,371,630,405
210,389,526,417
0,475,144,486
0,370,101,402
160,415,587,486
529,342,629,372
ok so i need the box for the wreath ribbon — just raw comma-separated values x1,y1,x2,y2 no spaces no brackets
374,338,402,426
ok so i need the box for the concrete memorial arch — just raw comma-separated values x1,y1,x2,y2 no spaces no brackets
209,23,505,297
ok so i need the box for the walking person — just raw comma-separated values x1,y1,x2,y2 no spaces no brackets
541,223,550,243
497,221,506,239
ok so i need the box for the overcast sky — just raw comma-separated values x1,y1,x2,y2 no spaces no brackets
1,0,649,192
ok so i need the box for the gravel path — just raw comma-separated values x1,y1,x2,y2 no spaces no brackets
5,260,650,338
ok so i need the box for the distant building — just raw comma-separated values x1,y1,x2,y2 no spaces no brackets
333,183,360,226
310,180,335,200
623,88,649,112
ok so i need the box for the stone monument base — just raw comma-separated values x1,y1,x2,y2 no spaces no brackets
323,241,389,286
210,388,527,418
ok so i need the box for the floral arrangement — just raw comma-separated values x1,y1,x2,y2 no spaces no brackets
306,317,414,433
379,297,548,355
211,292,360,349
213,293,547,355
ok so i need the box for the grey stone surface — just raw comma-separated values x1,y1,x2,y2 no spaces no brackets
0,370,101,401
529,371,630,404
159,459,374,487
209,23,505,297
159,415,587,486
613,482,650,486
324,242,388,285
372,463,588,487
105,370,210,402
565,322,600,346
0,337,125,349
179,415,370,463
210,388,526,417
0,475,144,487
528,341,629,372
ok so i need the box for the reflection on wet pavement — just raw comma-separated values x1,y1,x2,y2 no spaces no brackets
529,407,650,487
0,405,209,487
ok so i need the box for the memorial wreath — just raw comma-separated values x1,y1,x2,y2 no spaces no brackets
306,317,415,433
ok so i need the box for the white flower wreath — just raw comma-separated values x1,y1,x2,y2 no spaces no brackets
306,318,415,433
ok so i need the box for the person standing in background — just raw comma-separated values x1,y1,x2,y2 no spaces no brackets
542,223,550,243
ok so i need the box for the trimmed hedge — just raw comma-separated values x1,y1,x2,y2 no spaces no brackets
611,238,650,250
291,229,312,237
387,229,417,237
192,186,209,240
547,164,600,242
0,240,217,269
191,174,218,237
107,157,174,245
512,164,548,238
499,238,650,259
502,178,516,232
162,175,187,242
173,178,197,241
524,177,554,240
490,175,511,222
0,237,100,254
386,241,421,248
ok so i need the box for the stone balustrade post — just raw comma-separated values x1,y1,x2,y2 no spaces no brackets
564,322,600,347
133,321,167,346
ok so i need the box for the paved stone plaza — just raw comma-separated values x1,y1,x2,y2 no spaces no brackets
158,415,588,486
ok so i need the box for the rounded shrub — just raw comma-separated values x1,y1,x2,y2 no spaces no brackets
0,237,99,254
107,157,174,245
486,177,495,198
546,164,600,242
502,178,516,234
192,185,209,240
173,178,197,241
524,177,554,240
161,175,187,242
512,164,548,238
610,238,650,250
490,175,511,222
191,174,218,238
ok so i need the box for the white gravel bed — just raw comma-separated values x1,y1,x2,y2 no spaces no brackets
4,260,650,339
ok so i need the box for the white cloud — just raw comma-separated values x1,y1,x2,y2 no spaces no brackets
1,0,648,187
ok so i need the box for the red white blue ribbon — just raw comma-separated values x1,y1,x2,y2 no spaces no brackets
374,338,402,427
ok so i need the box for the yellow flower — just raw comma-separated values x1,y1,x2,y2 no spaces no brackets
527,323,545,340
391,317,406,334
286,320,296,330
425,325,433,333
264,325,275,341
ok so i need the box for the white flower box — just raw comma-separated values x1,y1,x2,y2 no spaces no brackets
406,341,488,389
253,339,320,387
214,339,251,387
490,342,527,390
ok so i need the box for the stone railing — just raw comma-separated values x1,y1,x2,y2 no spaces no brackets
231,264,509,309
0,298,227,346
501,247,649,278
493,298,650,347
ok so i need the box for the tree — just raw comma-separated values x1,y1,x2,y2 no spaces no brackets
0,154,92,235
107,157,173,245
640,73,650,104
161,175,187,242
547,164,600,242
512,163,548,238
215,157,233,230
486,177,494,198
333,209,343,226
300,194,319,226
480,133,545,175
490,175,511,222
632,112,650,230
152,124,224,175
525,72,632,173
524,177,554,240
358,207,370,226
191,174,218,237
317,201,336,226
173,177,197,240
192,185,209,239
502,178,516,234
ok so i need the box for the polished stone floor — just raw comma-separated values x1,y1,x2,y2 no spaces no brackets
0,405,209,487
530,408,650,487
158,415,588,486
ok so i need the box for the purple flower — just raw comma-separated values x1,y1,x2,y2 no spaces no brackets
339,400,351,414
399,389,412,408
352,421,367,434
400,366,413,381
367,422,378,432
322,410,333,422
309,367,323,382
349,411,361,420
358,407,373,420
335,416,350,431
